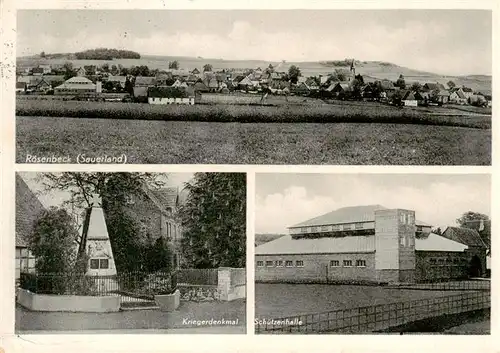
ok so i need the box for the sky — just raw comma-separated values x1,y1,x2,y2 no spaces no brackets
16,9,492,75
19,172,194,223
255,173,491,234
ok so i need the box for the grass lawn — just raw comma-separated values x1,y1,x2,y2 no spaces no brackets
16,116,490,165
255,283,468,319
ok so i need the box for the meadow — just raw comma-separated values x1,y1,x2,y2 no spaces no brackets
17,116,491,165
16,99,491,129
255,283,466,319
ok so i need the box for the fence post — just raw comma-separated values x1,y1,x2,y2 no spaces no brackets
217,267,231,301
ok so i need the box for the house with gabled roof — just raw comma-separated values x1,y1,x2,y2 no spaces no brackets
235,75,254,91
293,82,311,96
423,82,446,92
461,87,474,99
134,76,156,87
402,90,423,106
107,75,127,89
15,174,44,281
449,89,468,104
124,184,184,268
256,205,485,284
54,76,97,95
16,82,27,93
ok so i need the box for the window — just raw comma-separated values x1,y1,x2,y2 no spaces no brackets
343,260,353,267
355,223,363,229
16,248,36,275
356,260,367,267
265,260,274,267
296,260,304,267
285,260,293,267
276,260,284,267
321,225,329,232
90,259,100,269
330,260,340,267
257,261,264,267
99,259,109,269
312,226,319,233
400,236,405,246
332,225,340,231
90,258,109,269
300,227,308,233
343,224,352,230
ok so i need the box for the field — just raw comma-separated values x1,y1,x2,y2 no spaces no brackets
17,116,490,164
16,99,491,128
255,283,467,319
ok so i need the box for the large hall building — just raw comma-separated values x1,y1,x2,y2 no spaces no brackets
255,205,487,284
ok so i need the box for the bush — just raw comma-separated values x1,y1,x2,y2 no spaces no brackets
15,99,491,129
19,272,97,295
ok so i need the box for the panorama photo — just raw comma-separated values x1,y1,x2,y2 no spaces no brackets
255,173,491,334
15,9,491,165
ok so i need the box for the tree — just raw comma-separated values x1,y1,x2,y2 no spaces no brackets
328,68,348,83
131,65,150,77
29,207,79,274
40,51,46,58
432,227,443,235
203,63,213,72
125,76,134,96
63,62,75,81
103,80,115,92
457,212,489,227
169,60,179,70
146,237,174,273
179,173,246,269
110,64,119,75
447,80,456,89
396,74,406,89
410,82,422,92
39,172,166,273
101,63,110,73
288,65,301,84
350,74,365,99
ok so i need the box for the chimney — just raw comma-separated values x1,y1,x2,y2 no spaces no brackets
96,81,102,94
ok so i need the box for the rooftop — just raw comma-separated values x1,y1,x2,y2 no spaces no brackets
255,232,468,255
290,205,429,228
16,175,46,247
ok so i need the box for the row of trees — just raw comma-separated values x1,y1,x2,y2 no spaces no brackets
28,172,246,275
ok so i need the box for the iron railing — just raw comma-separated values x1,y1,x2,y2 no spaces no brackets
256,291,490,334
19,271,177,299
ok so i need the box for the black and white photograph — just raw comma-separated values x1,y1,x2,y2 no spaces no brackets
15,9,491,165
15,171,246,334
254,173,491,334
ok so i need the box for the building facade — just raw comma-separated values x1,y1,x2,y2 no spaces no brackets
15,175,42,281
255,205,486,284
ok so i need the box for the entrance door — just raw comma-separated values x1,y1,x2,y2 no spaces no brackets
469,255,482,278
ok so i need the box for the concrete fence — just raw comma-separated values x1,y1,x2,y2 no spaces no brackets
17,288,120,313
256,290,490,334
218,267,246,301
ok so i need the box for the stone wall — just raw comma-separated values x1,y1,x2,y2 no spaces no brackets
178,267,246,302
17,288,120,312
